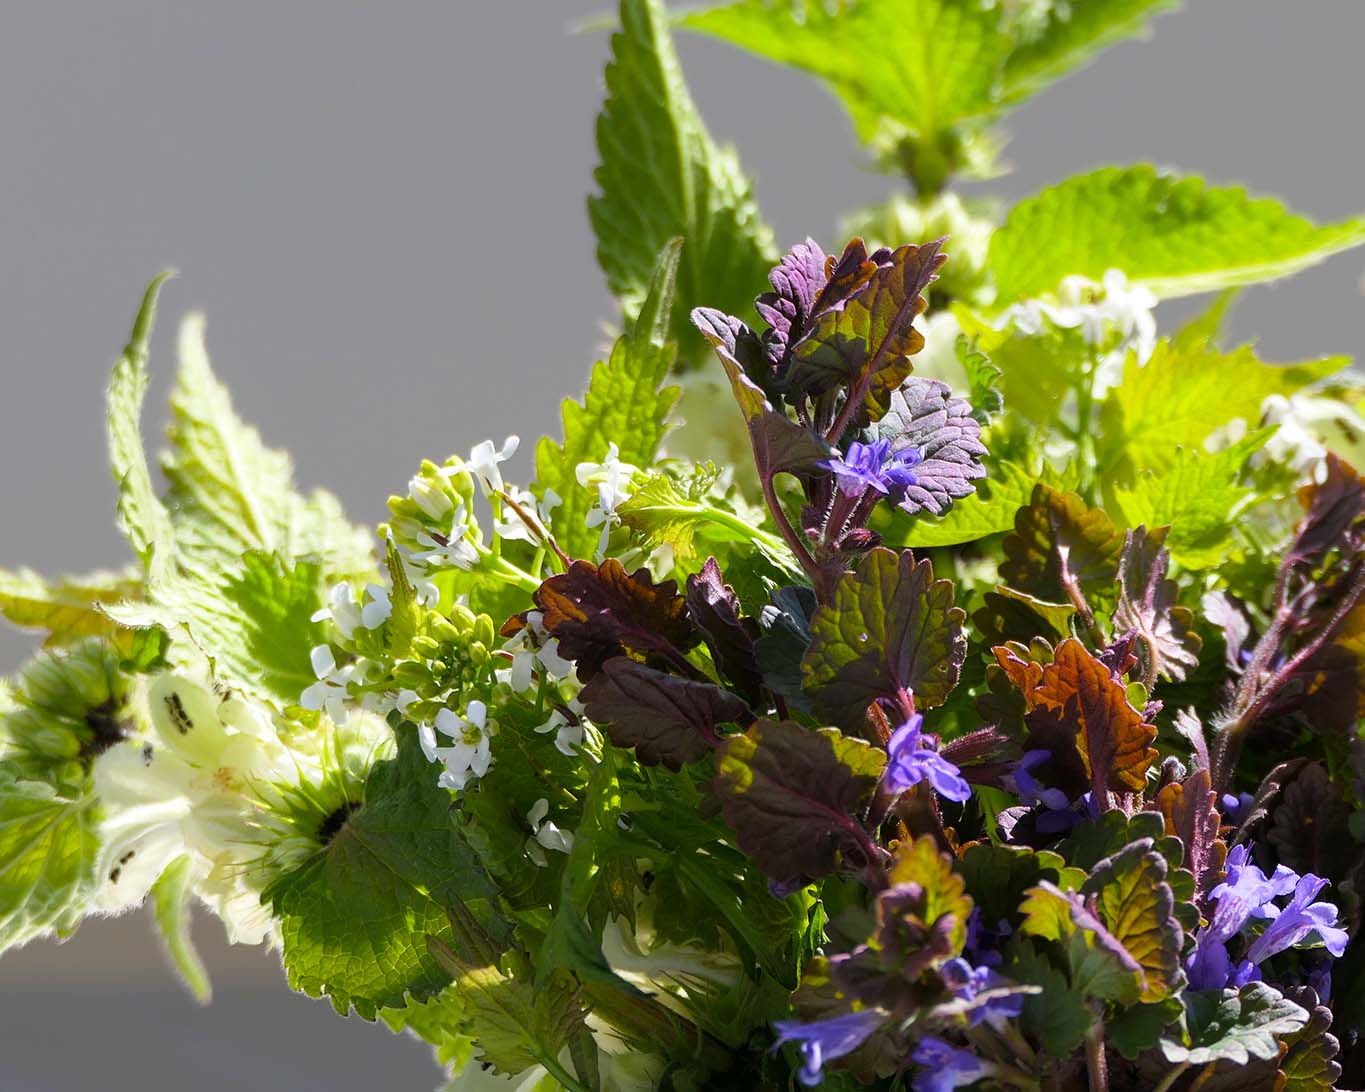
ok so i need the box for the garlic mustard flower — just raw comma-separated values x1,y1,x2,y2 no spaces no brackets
416,499,481,570
300,645,353,724
420,700,494,791
525,797,574,866
467,436,520,498
578,442,638,557
495,485,561,544
534,707,585,757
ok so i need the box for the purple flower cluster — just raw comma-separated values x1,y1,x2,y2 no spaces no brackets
940,956,1025,1027
884,714,971,803
821,438,923,501
771,1009,883,1086
910,1036,984,1092
1187,843,1348,990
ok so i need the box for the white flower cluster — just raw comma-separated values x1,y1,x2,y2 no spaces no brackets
577,442,638,558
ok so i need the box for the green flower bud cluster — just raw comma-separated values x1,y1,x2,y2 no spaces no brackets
387,602,501,724
382,458,481,560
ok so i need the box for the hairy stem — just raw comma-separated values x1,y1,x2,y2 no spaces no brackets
1085,1020,1109,1092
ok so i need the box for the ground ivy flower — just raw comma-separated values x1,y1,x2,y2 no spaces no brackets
911,1036,984,1092
939,956,1025,1027
883,714,970,802
420,700,493,791
1004,749,1069,810
1245,873,1349,964
525,797,574,866
771,1009,883,1087
301,645,354,724
820,438,922,499
468,435,519,498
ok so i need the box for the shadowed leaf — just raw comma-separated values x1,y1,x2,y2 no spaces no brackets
1154,767,1227,903
1114,526,1202,682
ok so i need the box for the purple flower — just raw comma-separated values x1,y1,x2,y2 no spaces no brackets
1245,874,1349,964
963,908,1009,968
1220,791,1255,826
940,956,1024,1027
884,715,971,802
1188,844,1299,989
1005,750,1069,810
821,438,922,499
911,1036,984,1092
772,1009,883,1087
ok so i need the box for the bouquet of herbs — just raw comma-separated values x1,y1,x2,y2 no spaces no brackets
3,1,1365,1089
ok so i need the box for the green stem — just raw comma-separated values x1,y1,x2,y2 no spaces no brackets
1152,1062,1191,1092
1073,354,1098,500
477,545,541,592
533,1049,591,1092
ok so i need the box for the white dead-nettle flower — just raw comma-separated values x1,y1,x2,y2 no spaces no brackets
419,700,494,791
525,797,574,867
1262,392,1365,477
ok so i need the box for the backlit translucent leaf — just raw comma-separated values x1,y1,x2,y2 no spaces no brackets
990,167,1365,304
1080,838,1183,1002
0,568,141,649
1000,484,1121,604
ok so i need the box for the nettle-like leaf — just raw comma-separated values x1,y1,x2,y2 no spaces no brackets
591,0,775,361
1112,429,1272,569
264,727,508,1019
973,585,1076,649
786,240,946,426
995,638,1158,799
686,557,764,704
1000,484,1122,607
1113,526,1201,682
163,314,374,582
579,657,748,770
872,376,987,516
755,585,818,713
957,843,1083,929
537,240,682,561
0,568,141,650
802,548,966,726
1260,761,1354,885
1012,941,1093,1058
715,719,886,890
1080,838,1183,1002
1161,983,1309,1066
989,166,1365,304
0,769,99,955
514,558,698,682
1153,767,1227,904
1018,881,1143,1005
1099,337,1347,483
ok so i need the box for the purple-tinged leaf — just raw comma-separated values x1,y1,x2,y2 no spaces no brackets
1259,761,1354,886
755,238,828,368
1202,591,1253,673
1081,838,1185,1002
1289,453,1365,570
579,656,749,770
1114,526,1203,682
715,719,887,890
1018,880,1144,1004
756,585,818,712
875,377,988,516
686,557,763,706
802,548,966,728
1278,986,1342,1091
1153,767,1227,904
1000,484,1122,606
973,585,1075,648
507,559,698,681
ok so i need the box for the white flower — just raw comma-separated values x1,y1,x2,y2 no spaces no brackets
577,443,639,557
534,708,585,757
468,435,520,498
420,700,494,791
1002,268,1156,362
360,583,392,629
300,645,353,724
311,582,365,639
525,797,574,867
504,610,575,693
1262,393,1365,476
416,499,481,571
495,485,561,544
409,473,454,520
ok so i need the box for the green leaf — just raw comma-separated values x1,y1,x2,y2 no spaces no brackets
0,769,99,955
107,273,176,582
802,548,966,725
1107,998,1182,1061
1111,430,1273,568
163,314,374,582
1019,881,1143,1005
149,854,211,1003
715,719,885,890
1080,839,1183,1002
999,485,1122,604
536,241,682,561
957,843,1080,927
990,166,1365,304
1012,941,1093,1058
378,990,474,1072
680,0,1009,152
888,835,974,952
1162,983,1309,1066
264,726,508,1019
0,568,141,649
591,0,775,360
1001,0,1179,105
1099,338,1345,482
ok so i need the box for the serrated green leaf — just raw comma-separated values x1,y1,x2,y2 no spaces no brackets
163,314,374,582
149,854,211,1003
1012,940,1093,1057
680,0,1009,152
1098,338,1345,483
592,0,775,360
1111,429,1273,568
1080,839,1183,1002
1001,0,1179,105
1162,983,1309,1066
535,241,682,561
0,568,141,649
888,835,974,952
957,843,1076,926
108,274,176,582
802,548,966,724
0,769,100,954
264,726,508,1019
990,166,1365,304
1107,998,1182,1061
378,989,474,1072
1019,882,1143,1005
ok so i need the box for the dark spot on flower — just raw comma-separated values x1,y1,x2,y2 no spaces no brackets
142,743,155,766
165,692,194,735
109,850,135,884
317,801,362,846
81,699,130,763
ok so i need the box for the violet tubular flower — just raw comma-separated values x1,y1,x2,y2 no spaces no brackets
1245,873,1349,964
821,438,922,500
884,714,971,803
1005,750,1069,810
940,956,1024,1027
772,1009,884,1087
910,1036,985,1092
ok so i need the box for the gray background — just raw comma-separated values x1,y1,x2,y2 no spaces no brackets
1,2,1362,1089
